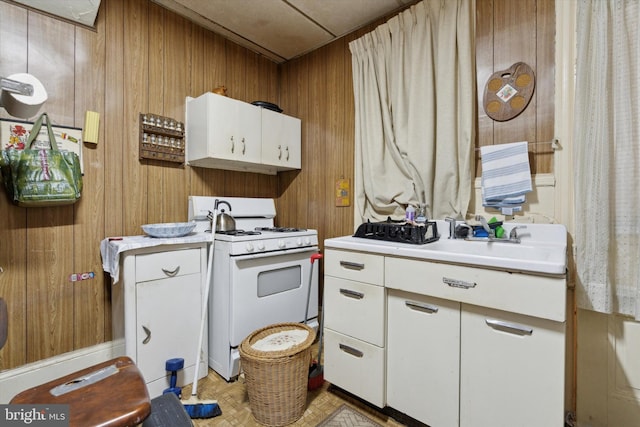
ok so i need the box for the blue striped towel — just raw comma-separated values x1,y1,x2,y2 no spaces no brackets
480,141,532,203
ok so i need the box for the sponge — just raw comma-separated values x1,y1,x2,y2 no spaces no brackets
83,111,100,144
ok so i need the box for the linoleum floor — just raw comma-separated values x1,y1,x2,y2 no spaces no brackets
187,343,407,427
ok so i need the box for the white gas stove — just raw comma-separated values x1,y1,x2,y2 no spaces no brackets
189,196,317,253
188,196,319,381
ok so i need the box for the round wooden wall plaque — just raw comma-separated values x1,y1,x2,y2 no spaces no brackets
483,62,535,121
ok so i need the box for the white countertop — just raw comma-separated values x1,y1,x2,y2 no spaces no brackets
324,222,568,276
100,233,212,283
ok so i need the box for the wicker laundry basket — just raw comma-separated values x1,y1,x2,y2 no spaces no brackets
239,322,316,426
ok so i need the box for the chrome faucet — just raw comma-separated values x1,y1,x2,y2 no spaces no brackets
508,225,527,243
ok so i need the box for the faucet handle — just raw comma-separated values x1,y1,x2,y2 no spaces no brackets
509,225,527,240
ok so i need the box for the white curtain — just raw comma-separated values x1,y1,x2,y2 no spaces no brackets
349,0,475,224
575,0,640,319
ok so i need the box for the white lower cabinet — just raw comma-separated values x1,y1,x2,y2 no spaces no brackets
324,247,567,426
134,272,202,395
112,243,208,398
387,289,460,427
459,303,565,427
323,249,386,407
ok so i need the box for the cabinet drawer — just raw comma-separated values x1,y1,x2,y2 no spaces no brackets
324,277,385,346
325,249,384,286
385,257,566,322
135,248,201,283
324,328,385,408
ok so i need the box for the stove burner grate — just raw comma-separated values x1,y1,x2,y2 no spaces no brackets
206,229,262,236
353,218,439,245
255,227,307,233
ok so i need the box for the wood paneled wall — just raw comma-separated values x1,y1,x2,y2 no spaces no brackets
0,0,554,371
0,0,279,371
476,0,555,176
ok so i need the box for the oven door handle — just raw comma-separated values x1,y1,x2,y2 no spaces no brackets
230,247,318,260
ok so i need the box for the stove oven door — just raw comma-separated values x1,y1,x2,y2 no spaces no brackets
228,247,319,347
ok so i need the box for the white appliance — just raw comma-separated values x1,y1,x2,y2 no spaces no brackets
188,196,319,381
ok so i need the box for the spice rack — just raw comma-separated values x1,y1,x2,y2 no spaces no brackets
139,113,184,163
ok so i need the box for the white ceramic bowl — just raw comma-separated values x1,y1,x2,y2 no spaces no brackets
141,222,196,238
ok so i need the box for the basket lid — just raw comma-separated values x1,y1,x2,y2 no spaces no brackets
240,322,316,359
251,329,309,352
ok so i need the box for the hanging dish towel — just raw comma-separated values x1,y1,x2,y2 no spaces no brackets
480,141,532,212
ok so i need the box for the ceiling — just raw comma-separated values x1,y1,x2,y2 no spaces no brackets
11,0,418,64
10,0,101,27
151,0,418,63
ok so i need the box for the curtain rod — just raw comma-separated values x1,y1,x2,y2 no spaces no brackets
475,139,561,152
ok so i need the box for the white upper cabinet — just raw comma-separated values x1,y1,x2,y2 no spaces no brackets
186,93,261,168
261,108,301,170
186,92,301,174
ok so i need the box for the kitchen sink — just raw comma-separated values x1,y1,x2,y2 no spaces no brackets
418,235,566,275
326,220,568,275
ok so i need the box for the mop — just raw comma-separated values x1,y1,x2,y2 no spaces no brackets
304,253,325,390
182,201,223,419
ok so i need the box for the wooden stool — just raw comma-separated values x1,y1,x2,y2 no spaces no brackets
11,357,151,427
0,298,7,350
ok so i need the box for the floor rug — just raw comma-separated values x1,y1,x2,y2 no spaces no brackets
316,404,383,427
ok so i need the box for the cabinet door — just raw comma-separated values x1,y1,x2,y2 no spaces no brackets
210,95,261,163
136,273,202,386
261,108,301,170
187,93,261,165
460,304,565,427
387,289,460,427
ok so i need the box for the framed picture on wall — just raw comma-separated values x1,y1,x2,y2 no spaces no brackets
0,118,84,173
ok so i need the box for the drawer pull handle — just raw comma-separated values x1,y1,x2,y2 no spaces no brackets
340,261,365,270
339,343,364,358
485,319,533,336
142,326,151,344
162,266,180,277
405,300,439,314
340,288,364,299
443,276,476,289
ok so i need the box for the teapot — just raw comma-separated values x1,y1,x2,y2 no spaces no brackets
208,200,236,232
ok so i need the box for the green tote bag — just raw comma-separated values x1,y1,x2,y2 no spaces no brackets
0,112,83,207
